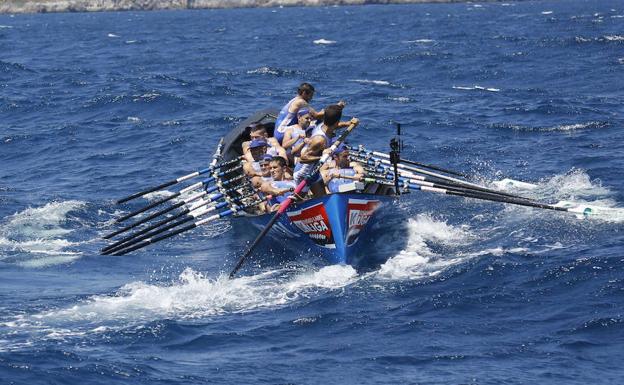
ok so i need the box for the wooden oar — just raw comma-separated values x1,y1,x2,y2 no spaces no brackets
352,153,530,201
106,193,256,255
114,169,243,223
112,199,264,256
348,145,468,177
229,120,359,278
369,177,623,219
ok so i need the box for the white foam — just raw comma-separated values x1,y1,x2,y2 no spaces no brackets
453,85,500,92
389,96,411,103
0,25,13,29
142,190,175,201
541,11,553,15
605,35,624,41
107,33,119,38
376,215,473,280
313,39,336,45
0,201,85,265
492,170,624,222
22,265,357,333
541,121,605,131
403,39,434,43
127,116,140,123
349,79,391,86
0,237,80,255
246,66,279,75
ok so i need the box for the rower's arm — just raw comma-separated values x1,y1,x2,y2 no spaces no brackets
282,128,299,150
242,141,254,163
291,138,307,155
243,162,260,178
260,182,292,196
299,137,325,164
352,162,366,181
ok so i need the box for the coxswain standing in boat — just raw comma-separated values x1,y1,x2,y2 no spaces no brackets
261,156,297,212
273,82,345,144
294,104,359,197
320,144,365,194
242,123,287,164
282,108,313,165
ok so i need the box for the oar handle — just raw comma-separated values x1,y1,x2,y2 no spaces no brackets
115,156,242,204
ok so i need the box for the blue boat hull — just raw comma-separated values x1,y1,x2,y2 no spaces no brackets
242,193,393,265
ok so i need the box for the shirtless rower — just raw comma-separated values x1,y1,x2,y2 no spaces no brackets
274,82,345,144
294,104,359,197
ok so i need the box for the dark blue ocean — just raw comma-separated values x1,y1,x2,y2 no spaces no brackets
1,0,624,383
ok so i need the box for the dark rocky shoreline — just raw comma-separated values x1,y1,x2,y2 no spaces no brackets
1,0,467,14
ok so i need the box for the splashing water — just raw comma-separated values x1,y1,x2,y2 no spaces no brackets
0,201,87,266
376,215,474,280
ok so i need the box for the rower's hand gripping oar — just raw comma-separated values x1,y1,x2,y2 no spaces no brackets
229,120,359,278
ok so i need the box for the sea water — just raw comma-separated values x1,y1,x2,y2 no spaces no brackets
1,1,624,383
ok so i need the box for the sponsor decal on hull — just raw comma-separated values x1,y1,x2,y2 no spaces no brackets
287,202,335,248
346,199,381,246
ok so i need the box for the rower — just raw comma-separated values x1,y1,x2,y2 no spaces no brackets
294,104,359,197
243,139,269,188
261,156,297,211
282,108,313,165
259,154,274,183
273,82,345,144
321,145,365,193
242,123,286,163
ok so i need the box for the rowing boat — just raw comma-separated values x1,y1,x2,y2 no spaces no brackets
102,109,623,277
219,109,395,265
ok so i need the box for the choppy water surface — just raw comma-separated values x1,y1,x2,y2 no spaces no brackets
1,1,624,383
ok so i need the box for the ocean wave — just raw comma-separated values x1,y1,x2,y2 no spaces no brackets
453,85,501,92
575,35,624,43
2,265,358,345
604,35,624,41
0,201,86,266
403,39,435,44
490,170,624,222
313,38,336,45
388,96,411,103
375,214,474,281
349,79,405,89
492,121,608,132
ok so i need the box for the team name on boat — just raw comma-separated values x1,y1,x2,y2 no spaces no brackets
293,214,329,233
